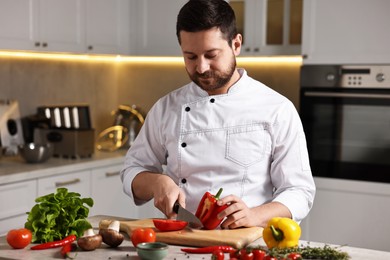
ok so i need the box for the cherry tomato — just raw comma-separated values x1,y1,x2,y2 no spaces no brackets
229,248,239,259
264,256,278,260
240,248,254,260
212,249,224,260
6,228,32,249
152,219,188,232
131,228,156,247
252,249,267,260
286,252,302,260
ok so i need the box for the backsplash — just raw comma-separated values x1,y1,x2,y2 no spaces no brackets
0,54,301,136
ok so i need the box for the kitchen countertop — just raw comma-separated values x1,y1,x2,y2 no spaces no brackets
0,216,389,260
0,149,127,184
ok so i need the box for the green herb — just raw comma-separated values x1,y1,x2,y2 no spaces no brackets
25,187,94,243
249,244,350,260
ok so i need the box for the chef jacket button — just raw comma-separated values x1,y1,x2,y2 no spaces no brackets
181,178,187,184
181,142,187,148
210,98,215,103
185,106,190,112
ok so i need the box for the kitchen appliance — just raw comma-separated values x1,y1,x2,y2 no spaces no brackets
34,104,95,158
97,105,144,151
300,65,390,183
99,219,262,248
0,100,24,155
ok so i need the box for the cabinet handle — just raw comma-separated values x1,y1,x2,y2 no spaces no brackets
88,45,93,50
254,47,260,52
105,171,120,177
55,178,81,187
42,42,48,47
35,42,40,47
245,47,251,52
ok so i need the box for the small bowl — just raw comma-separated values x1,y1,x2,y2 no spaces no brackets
18,143,54,163
136,242,169,260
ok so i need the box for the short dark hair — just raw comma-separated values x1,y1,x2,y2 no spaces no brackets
176,0,238,45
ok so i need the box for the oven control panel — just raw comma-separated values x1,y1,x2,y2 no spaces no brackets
339,65,388,88
301,65,390,88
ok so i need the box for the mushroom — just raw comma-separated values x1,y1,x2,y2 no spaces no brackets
77,228,102,251
99,220,124,247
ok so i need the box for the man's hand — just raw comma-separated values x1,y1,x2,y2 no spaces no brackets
217,195,292,229
131,171,186,219
152,174,186,219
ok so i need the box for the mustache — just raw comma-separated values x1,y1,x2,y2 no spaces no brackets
196,71,214,78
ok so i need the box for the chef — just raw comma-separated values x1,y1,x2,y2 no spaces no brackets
121,0,315,229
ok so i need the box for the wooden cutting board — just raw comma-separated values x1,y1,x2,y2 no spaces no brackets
99,218,263,248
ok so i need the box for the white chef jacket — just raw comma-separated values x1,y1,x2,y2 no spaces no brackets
121,69,315,222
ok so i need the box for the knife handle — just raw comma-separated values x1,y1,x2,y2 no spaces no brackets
173,201,180,214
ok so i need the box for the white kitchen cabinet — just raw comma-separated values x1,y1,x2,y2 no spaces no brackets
0,0,84,53
0,180,37,235
34,0,85,53
85,0,130,54
300,177,390,252
0,0,35,51
302,0,390,64
90,164,138,218
130,0,186,56
230,0,302,56
37,170,91,198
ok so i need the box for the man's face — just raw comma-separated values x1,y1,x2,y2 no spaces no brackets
179,27,242,95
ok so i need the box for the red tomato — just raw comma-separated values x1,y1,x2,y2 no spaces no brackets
212,249,225,260
6,228,32,249
240,248,254,260
286,253,302,260
252,249,267,260
131,228,156,247
152,219,188,232
264,256,278,260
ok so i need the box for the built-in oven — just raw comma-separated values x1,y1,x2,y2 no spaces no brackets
300,65,390,183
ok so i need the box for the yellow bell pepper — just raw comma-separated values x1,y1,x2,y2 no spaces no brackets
262,217,301,249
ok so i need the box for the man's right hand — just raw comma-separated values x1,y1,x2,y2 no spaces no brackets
132,172,186,218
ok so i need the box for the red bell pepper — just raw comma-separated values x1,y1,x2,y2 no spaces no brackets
195,188,228,230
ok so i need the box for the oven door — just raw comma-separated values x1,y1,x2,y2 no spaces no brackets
300,87,390,183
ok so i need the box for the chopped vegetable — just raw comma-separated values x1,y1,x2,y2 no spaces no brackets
195,188,228,230
25,188,93,243
262,217,301,249
153,219,188,232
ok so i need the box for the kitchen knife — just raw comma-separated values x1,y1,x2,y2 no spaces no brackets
173,202,203,229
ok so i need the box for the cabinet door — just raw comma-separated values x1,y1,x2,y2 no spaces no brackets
37,170,91,198
91,164,138,218
132,0,186,56
85,0,130,54
0,180,37,235
231,0,301,56
300,177,390,252
0,0,36,51
35,0,85,52
302,0,390,64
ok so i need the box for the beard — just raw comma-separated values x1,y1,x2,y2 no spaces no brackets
187,58,236,93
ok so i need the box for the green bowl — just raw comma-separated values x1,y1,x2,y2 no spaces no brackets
136,242,169,260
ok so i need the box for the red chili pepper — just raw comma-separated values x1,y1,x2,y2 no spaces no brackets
30,235,77,250
181,245,234,254
195,188,228,230
60,243,77,259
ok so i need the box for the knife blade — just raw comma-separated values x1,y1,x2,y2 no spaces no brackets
173,201,203,229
